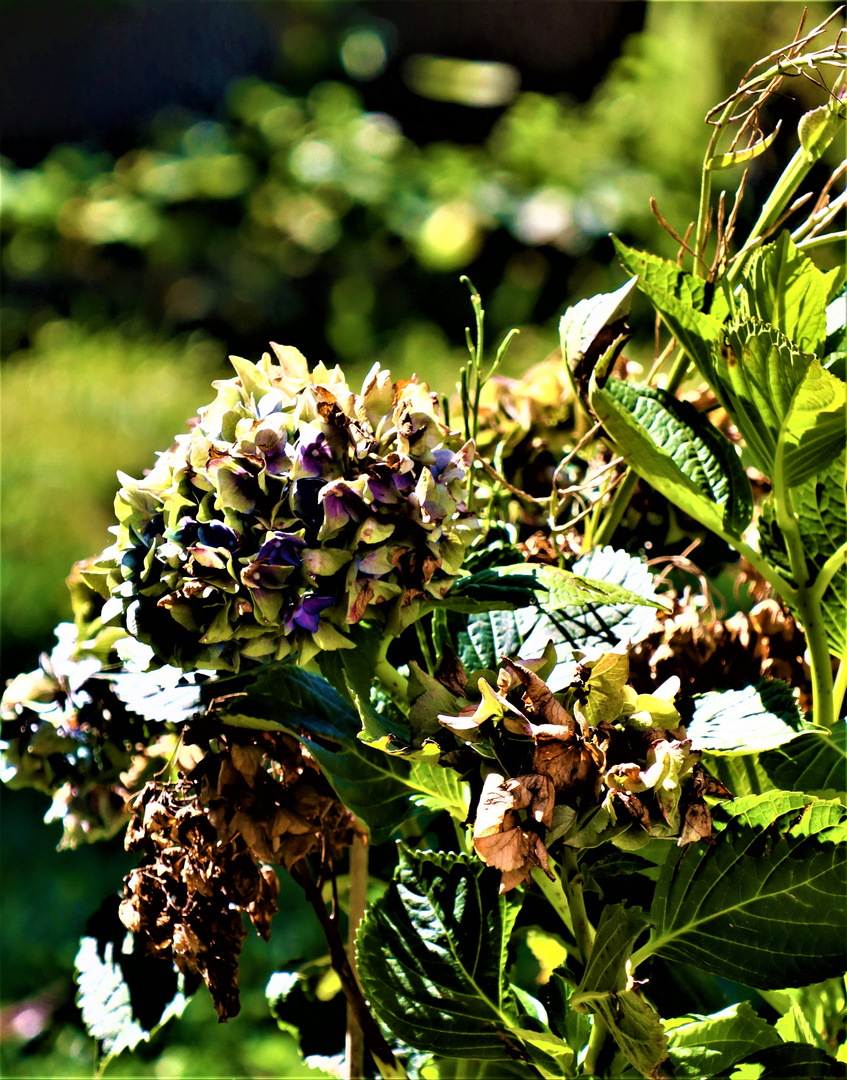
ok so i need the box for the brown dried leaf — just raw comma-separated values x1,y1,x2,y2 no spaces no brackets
501,659,574,730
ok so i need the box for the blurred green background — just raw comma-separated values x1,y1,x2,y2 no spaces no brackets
1,1,842,1075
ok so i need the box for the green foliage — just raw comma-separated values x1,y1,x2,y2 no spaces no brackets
357,847,526,1061
645,792,847,989
760,723,847,800
684,680,823,754
664,1002,782,1079
451,547,662,671
2,9,846,1080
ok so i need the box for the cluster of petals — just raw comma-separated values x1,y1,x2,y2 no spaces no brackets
84,345,478,671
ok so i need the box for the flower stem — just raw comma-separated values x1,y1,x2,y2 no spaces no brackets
582,1015,609,1078
561,848,595,966
374,648,409,713
345,836,369,1080
531,867,577,947
290,860,407,1079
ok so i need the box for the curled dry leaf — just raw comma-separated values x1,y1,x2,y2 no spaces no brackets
440,645,733,883
473,771,556,893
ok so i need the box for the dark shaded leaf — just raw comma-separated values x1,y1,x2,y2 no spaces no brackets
357,847,525,1061
664,1001,781,1079
75,894,195,1060
647,792,847,989
760,722,847,798
731,1041,846,1079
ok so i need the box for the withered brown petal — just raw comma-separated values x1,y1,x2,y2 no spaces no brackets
679,797,715,845
501,659,574,730
230,744,263,787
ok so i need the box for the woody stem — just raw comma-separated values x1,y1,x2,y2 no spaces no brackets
290,860,406,1080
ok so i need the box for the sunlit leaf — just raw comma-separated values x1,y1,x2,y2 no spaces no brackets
452,548,661,670
572,904,667,1078
743,231,829,355
589,378,752,537
664,1001,781,1079
646,792,847,988
75,895,195,1061
682,680,822,755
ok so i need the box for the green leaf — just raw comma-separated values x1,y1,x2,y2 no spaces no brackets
664,1002,781,1079
75,895,193,1062
683,680,823,755
742,232,829,355
646,792,847,989
543,973,593,1057
712,317,844,486
759,450,847,658
452,547,660,671
495,563,667,614
774,999,828,1051
760,723,847,800
798,101,846,165
560,277,638,400
731,1042,845,1079
707,123,781,170
357,847,526,1061
589,378,752,536
779,359,846,488
572,904,668,1078
612,238,727,380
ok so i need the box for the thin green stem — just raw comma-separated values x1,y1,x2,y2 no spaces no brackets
794,585,835,728
415,618,436,675
531,867,577,947
771,474,834,728
832,651,847,720
590,470,638,551
728,145,813,285
374,647,410,713
581,1015,609,1078
561,848,595,965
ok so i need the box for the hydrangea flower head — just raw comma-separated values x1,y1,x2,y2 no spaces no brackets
86,345,478,671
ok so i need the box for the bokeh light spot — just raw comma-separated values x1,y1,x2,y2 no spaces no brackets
340,28,388,82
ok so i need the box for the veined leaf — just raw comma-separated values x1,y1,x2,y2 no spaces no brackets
452,547,660,671
779,359,846,487
357,847,529,1061
589,378,752,536
712,317,841,486
572,904,668,1079
560,278,637,400
664,1001,781,1080
493,563,668,613
759,450,847,658
731,1042,845,1079
75,895,195,1061
542,973,593,1058
612,238,727,382
646,792,847,989
683,680,822,755
760,723,847,800
742,231,829,355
